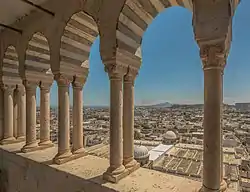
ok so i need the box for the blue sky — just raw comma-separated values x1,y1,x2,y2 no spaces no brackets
37,0,250,106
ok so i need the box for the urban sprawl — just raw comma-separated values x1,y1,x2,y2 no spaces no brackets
36,103,250,192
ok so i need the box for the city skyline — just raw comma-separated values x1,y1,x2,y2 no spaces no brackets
36,1,250,106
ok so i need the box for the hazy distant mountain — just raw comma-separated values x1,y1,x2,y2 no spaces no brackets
141,102,172,108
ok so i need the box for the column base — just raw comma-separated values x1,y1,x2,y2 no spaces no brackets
53,150,73,165
196,181,227,192
0,137,17,145
39,140,54,148
73,147,88,156
72,147,88,160
16,136,26,142
103,165,129,183
53,148,88,165
124,159,140,174
21,142,39,153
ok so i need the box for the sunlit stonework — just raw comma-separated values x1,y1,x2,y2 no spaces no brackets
0,0,243,192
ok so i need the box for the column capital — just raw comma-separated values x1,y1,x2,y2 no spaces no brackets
72,76,86,89
23,80,37,91
16,84,25,95
54,74,71,87
0,84,16,93
104,64,126,80
39,82,52,91
200,44,227,71
124,67,138,83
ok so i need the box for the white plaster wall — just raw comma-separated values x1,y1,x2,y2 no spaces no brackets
0,148,116,192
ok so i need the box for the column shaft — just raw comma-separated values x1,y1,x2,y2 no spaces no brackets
0,87,4,140
39,86,52,145
108,73,125,174
17,86,26,140
123,76,137,168
1,85,15,143
13,89,18,138
72,85,84,153
54,80,72,160
22,82,38,151
203,68,222,190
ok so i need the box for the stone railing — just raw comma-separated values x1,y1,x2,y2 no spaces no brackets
0,142,201,192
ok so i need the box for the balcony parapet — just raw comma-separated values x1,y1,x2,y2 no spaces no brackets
0,142,202,192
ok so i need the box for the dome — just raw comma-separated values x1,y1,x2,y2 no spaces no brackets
164,131,177,140
134,145,149,160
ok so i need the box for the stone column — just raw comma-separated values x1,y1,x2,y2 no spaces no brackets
39,83,53,147
123,69,139,171
0,85,16,144
54,75,72,164
103,66,127,183
201,46,225,192
22,81,38,152
13,88,18,138
16,85,26,141
72,79,85,154
0,87,3,140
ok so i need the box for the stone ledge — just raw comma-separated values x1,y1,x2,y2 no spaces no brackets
0,142,202,192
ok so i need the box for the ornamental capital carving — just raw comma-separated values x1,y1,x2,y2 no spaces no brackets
72,76,86,89
54,74,72,87
23,80,37,91
124,67,138,83
104,63,127,80
16,84,26,95
200,44,226,71
39,82,52,91
0,84,16,94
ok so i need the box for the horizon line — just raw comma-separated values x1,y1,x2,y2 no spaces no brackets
38,102,245,108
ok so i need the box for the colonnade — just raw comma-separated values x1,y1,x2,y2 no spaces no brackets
101,44,228,190
0,47,228,190
102,63,140,183
0,77,87,164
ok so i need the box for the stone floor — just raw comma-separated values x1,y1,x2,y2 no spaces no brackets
1,142,204,192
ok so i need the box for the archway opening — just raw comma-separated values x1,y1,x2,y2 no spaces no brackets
132,6,204,176
225,0,250,104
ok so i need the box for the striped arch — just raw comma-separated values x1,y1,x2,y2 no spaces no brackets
60,11,98,75
2,45,21,84
25,32,51,79
117,0,193,54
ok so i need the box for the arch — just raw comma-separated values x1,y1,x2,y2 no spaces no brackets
60,11,99,76
117,0,193,55
224,0,250,104
2,45,22,84
134,7,201,105
25,32,51,79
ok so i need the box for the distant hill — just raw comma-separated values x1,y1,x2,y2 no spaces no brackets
139,102,172,108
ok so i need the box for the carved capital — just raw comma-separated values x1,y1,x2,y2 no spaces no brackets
39,82,52,91
104,63,126,80
124,67,138,84
54,74,71,87
16,84,26,96
23,80,37,90
72,76,86,89
1,84,16,94
200,44,226,71
23,80,37,94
